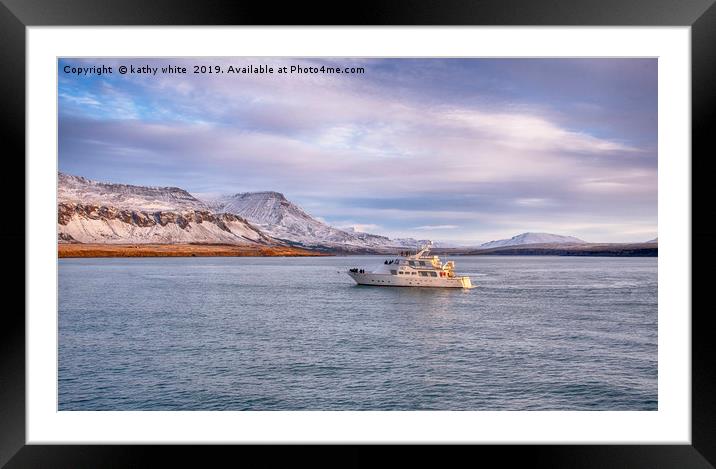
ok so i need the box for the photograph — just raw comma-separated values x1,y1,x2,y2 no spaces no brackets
57,57,659,412
1,0,708,461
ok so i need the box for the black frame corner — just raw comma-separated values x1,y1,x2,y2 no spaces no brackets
4,0,715,466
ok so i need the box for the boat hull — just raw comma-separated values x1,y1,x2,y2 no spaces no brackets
347,271,473,288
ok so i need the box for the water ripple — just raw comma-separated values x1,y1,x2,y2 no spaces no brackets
59,256,657,411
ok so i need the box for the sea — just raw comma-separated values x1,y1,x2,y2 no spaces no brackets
58,255,657,411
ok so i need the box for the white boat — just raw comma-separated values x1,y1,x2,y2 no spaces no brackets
346,243,473,288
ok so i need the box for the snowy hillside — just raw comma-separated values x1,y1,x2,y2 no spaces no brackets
58,203,274,245
478,232,587,249
58,172,208,211
58,172,439,250
57,173,274,245
54,173,646,253
207,191,414,250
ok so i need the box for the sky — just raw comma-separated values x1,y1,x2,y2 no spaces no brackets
58,58,657,244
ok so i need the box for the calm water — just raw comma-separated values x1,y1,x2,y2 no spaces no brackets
58,256,657,410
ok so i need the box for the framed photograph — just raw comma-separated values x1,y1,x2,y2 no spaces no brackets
5,0,713,466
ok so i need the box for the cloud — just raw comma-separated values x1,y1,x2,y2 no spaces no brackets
413,225,459,230
58,58,657,243
444,109,641,154
336,223,382,233
514,198,552,207
59,92,101,106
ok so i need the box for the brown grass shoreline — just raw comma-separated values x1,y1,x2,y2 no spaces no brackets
58,243,329,258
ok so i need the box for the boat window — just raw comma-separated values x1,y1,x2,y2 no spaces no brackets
412,272,417,275
430,272,437,277
408,261,416,266
419,261,427,266
390,270,397,275
420,271,429,276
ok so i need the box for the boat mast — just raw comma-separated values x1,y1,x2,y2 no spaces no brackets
415,240,433,258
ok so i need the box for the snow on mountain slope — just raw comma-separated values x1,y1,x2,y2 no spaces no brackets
58,172,208,211
57,173,276,245
57,172,436,250
58,202,273,245
478,232,587,249
208,192,410,250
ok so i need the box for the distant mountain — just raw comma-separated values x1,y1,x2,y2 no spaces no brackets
207,191,413,251
477,232,587,249
390,237,431,248
466,242,657,257
646,237,658,243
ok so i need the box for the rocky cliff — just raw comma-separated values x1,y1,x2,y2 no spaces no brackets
58,202,274,245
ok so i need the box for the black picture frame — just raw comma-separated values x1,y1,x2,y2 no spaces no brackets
3,0,714,466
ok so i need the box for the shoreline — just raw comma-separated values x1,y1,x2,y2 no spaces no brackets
58,243,329,258
58,242,658,258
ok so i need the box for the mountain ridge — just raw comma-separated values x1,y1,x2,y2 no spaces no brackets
204,191,419,250
477,232,587,249
57,172,424,251
58,202,273,245
57,173,643,252
58,172,208,212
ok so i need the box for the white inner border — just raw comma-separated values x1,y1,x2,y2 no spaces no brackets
27,26,690,444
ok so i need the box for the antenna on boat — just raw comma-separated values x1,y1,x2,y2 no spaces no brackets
416,240,433,257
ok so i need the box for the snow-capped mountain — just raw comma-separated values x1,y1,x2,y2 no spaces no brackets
207,191,410,250
58,173,273,245
58,203,273,245
59,172,208,212
57,173,419,250
477,232,587,249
